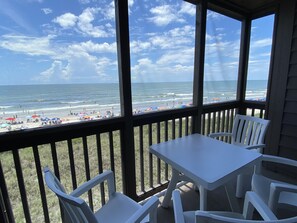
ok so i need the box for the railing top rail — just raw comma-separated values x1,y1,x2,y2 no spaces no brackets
0,117,125,151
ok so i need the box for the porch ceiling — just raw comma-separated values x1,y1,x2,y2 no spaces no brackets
217,0,279,11
188,0,279,17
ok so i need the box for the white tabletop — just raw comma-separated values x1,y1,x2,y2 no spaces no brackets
150,133,262,191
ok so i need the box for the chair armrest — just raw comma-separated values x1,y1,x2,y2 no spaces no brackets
255,154,297,175
269,182,297,211
242,144,265,150
126,196,159,223
71,170,115,197
208,132,232,138
243,192,277,221
262,155,297,167
172,190,186,223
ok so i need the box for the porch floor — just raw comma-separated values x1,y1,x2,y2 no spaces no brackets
156,172,297,223
156,182,240,223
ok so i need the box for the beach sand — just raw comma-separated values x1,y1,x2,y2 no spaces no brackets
0,110,117,133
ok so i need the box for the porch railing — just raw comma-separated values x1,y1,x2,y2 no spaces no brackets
0,101,265,223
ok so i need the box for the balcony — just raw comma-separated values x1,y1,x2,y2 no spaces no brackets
0,101,267,222
1,0,297,222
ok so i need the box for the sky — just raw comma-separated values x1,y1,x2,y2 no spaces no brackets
0,0,274,85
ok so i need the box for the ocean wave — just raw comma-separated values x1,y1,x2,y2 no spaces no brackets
175,93,192,97
0,105,13,110
60,100,85,104
133,97,192,106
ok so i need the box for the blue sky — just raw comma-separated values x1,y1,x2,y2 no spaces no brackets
0,0,274,85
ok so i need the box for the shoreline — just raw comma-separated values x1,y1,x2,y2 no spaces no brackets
0,97,265,133
0,103,190,133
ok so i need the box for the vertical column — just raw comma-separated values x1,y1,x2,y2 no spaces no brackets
114,0,137,199
237,18,251,115
192,0,207,133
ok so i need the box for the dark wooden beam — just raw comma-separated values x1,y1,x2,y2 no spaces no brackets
114,0,137,199
266,0,296,156
192,0,207,133
237,17,251,115
189,0,278,20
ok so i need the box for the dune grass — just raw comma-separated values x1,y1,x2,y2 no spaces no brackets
0,118,192,222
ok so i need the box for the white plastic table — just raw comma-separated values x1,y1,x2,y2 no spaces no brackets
150,133,262,211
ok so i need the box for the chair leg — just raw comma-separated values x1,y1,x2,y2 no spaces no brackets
225,181,240,213
149,207,158,223
161,168,180,208
236,174,245,198
236,173,252,198
199,185,208,211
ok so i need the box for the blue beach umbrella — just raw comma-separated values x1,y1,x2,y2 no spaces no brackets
1,123,10,128
41,117,50,122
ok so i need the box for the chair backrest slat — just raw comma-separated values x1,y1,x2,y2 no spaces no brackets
231,115,270,149
44,167,97,223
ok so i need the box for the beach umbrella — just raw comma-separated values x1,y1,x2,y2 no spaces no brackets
41,117,50,122
1,123,10,128
5,117,15,121
32,115,39,119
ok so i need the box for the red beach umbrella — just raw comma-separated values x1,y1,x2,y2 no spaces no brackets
32,115,39,119
5,117,15,121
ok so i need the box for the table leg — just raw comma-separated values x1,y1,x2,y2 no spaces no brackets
198,185,207,211
225,181,241,213
162,168,180,208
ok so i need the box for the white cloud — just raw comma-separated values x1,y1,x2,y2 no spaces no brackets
41,8,53,15
0,33,118,83
207,11,221,20
131,56,193,83
204,61,239,81
130,25,196,58
35,50,117,83
247,59,270,80
102,1,115,20
36,60,64,82
53,7,112,38
149,5,184,26
68,41,117,54
179,2,196,16
78,8,108,37
157,48,194,65
54,13,77,28
251,38,272,48
130,40,151,53
128,0,134,8
0,35,55,56
78,0,91,4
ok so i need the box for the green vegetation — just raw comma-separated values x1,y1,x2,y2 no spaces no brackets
0,119,191,222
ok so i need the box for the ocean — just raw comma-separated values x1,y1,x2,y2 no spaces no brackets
0,80,267,119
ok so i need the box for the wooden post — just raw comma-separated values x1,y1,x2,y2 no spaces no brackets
192,0,207,134
237,18,251,115
114,0,137,199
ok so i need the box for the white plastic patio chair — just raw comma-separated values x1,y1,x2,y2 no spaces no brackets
44,167,159,223
172,189,297,223
209,114,270,197
209,114,270,153
252,154,297,214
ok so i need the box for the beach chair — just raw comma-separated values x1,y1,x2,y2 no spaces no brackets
44,167,159,223
252,155,297,214
172,189,297,223
209,114,270,197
